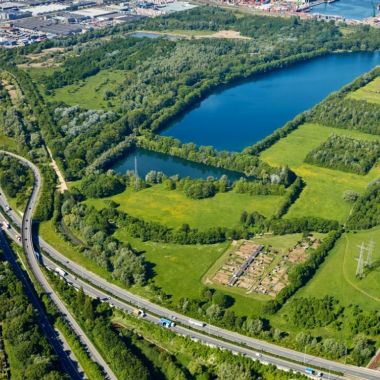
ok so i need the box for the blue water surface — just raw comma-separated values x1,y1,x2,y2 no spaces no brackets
311,0,379,20
113,52,380,177
162,52,380,151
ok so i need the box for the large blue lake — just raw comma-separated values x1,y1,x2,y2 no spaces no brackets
162,52,380,151
311,0,379,20
113,51,380,178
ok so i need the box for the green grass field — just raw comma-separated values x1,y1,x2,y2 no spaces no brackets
349,76,380,105
261,123,380,223
116,229,228,301
46,69,125,110
85,185,283,230
294,226,380,311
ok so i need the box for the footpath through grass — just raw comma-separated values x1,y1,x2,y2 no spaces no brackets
261,123,380,223
86,184,283,230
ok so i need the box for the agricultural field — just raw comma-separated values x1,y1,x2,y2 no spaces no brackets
261,123,380,222
86,184,284,230
349,76,380,105
294,226,380,311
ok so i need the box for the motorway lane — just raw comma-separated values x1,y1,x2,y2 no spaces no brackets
1,151,379,380
0,151,117,380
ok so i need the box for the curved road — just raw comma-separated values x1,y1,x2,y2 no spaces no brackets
0,151,117,380
1,150,379,380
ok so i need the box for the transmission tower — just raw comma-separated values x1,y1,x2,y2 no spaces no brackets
134,156,139,178
365,240,375,268
356,242,366,279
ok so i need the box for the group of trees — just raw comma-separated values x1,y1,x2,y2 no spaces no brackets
0,259,66,379
78,171,125,198
305,134,380,175
270,217,340,235
346,181,380,230
307,92,380,137
275,177,304,218
289,296,343,328
0,154,33,208
60,195,147,286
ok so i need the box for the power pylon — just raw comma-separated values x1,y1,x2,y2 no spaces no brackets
134,156,139,178
356,242,366,279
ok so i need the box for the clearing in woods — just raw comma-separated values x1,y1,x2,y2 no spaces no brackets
85,184,284,230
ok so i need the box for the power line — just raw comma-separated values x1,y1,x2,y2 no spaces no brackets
356,242,366,279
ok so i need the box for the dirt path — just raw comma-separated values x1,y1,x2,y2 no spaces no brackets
47,147,68,193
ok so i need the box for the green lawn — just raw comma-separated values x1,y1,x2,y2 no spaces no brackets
46,69,125,110
349,76,380,105
85,185,283,230
294,226,380,311
261,123,380,223
116,229,228,301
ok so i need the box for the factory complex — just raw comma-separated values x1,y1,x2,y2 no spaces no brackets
0,0,195,46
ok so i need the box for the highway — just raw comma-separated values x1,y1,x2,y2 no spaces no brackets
0,151,117,380
1,150,379,380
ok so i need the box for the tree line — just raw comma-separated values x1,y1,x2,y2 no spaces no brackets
346,181,380,230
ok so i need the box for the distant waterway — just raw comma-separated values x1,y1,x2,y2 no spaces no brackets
112,148,243,180
310,0,379,20
129,31,182,41
162,52,380,151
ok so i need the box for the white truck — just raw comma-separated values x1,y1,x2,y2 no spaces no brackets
2,221,10,229
55,267,67,277
188,319,206,328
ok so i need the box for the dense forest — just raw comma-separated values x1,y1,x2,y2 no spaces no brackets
346,181,380,230
305,134,380,175
0,257,67,379
0,154,33,208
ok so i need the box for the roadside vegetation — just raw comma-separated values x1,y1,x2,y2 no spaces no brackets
0,252,67,379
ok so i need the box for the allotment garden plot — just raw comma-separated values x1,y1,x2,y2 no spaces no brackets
207,235,321,298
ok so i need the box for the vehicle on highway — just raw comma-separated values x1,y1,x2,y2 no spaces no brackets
133,308,146,317
305,367,315,375
55,267,67,277
188,319,206,328
2,221,10,229
159,318,175,328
